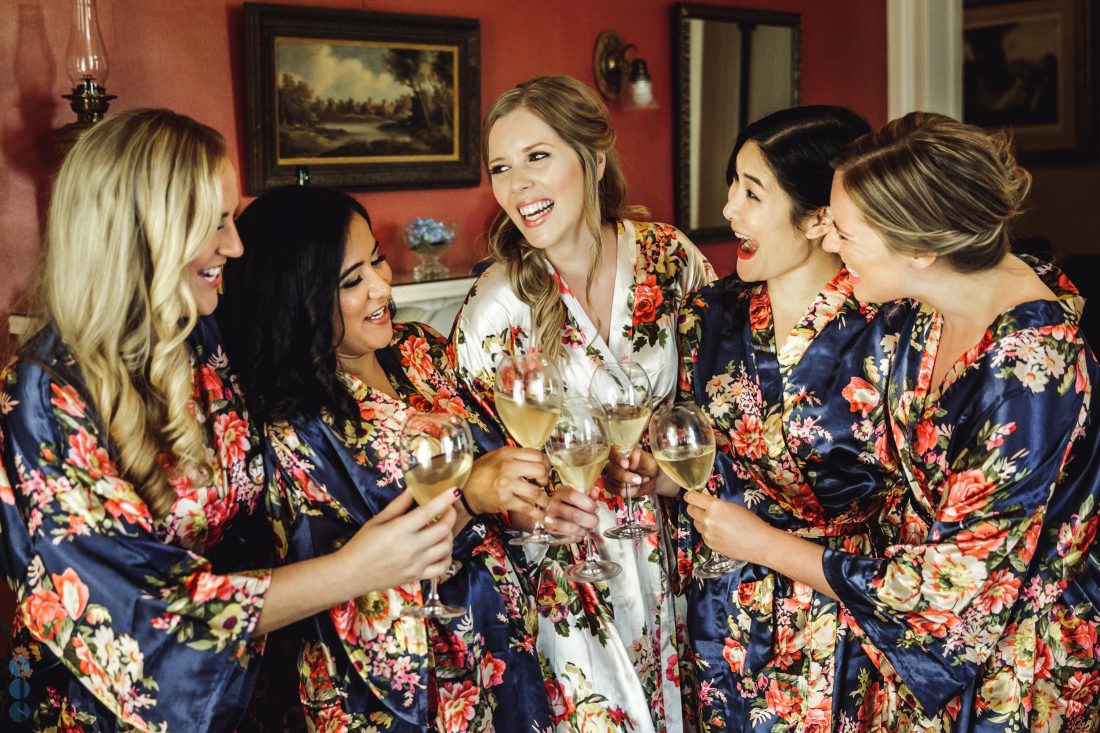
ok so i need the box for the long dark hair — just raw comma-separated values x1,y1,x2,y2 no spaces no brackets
726,105,872,224
218,185,372,429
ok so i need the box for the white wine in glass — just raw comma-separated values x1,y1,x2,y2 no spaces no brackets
649,403,743,579
399,412,473,620
547,398,622,583
589,361,656,540
494,350,569,546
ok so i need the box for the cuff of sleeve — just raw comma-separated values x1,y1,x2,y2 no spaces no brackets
822,548,968,715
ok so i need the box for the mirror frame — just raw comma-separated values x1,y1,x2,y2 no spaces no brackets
672,3,801,243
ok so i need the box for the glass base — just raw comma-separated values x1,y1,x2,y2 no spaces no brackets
412,249,449,281
566,558,622,583
403,601,466,619
695,555,745,579
603,521,659,541
509,527,573,546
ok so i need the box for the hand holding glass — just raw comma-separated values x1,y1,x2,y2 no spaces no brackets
589,361,656,540
649,403,743,578
399,412,473,619
547,398,622,582
494,351,569,546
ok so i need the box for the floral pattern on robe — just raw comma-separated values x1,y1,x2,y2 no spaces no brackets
453,219,714,733
264,321,551,732
673,269,916,732
0,317,271,732
824,260,1100,732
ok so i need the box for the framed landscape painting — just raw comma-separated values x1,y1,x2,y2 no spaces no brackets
244,3,481,192
964,0,1096,164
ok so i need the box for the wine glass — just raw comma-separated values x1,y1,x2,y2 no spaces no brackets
588,360,656,540
493,350,570,546
547,398,622,583
649,402,743,578
399,412,473,619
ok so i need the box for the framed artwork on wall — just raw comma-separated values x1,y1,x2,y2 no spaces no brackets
963,0,1096,165
243,3,481,193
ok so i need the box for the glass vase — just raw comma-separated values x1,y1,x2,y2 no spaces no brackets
411,243,450,281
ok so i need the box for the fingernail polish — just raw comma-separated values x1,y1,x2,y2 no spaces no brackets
453,488,463,497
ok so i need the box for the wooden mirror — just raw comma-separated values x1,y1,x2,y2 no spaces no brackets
673,3,800,243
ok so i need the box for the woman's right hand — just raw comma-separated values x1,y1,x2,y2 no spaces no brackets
339,488,460,596
463,446,551,516
542,485,599,541
602,447,679,498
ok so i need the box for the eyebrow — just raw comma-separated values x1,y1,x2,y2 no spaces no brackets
340,261,363,280
744,173,766,189
488,141,550,166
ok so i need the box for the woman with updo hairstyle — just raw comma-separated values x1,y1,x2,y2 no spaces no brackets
452,74,714,732
0,109,460,732
820,112,1100,730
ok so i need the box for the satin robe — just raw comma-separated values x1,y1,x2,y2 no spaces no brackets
674,269,916,731
825,260,1100,731
0,317,271,732
262,322,551,732
453,219,715,733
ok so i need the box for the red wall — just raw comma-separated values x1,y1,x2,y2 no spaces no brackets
1,0,886,319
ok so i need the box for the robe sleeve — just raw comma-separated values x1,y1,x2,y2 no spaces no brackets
264,419,433,726
0,357,270,733
822,337,1088,715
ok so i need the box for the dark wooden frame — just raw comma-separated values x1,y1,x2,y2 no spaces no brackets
672,3,801,243
243,3,481,193
964,0,1096,165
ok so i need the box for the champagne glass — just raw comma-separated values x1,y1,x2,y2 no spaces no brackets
494,350,569,546
649,402,743,578
589,360,656,540
547,398,622,583
399,412,473,619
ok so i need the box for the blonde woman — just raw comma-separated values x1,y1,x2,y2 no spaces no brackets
0,109,458,732
452,75,714,733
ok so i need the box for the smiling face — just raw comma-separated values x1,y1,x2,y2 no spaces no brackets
188,160,243,316
823,171,914,303
722,141,830,284
486,107,604,258
334,214,393,363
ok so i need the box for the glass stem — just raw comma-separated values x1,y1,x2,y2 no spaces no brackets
584,531,600,565
424,577,443,607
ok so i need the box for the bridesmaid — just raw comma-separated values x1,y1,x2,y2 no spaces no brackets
218,185,553,731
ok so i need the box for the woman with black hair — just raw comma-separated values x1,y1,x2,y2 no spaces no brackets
218,186,552,731
609,106,919,730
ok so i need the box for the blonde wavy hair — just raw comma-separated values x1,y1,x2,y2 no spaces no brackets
482,75,647,360
36,108,226,519
832,112,1032,272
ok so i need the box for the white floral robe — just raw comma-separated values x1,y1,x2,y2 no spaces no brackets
452,219,715,733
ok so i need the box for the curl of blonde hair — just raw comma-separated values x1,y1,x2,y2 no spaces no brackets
37,108,226,519
482,75,647,360
832,112,1032,272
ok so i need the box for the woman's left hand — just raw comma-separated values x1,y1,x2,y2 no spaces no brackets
683,491,773,564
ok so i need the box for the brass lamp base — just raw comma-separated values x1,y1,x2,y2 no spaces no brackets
62,81,116,125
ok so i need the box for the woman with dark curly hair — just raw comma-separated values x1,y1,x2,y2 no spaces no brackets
218,185,552,731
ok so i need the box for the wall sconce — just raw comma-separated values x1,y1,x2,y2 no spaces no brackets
593,31,658,110
62,0,115,126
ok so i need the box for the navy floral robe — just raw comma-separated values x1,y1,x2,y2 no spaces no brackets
0,317,271,732
263,321,551,732
824,260,1100,731
674,269,915,731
